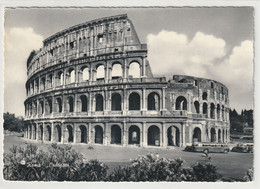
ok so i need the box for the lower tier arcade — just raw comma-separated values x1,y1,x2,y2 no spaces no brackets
24,117,230,147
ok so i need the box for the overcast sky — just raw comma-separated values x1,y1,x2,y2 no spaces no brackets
4,7,254,116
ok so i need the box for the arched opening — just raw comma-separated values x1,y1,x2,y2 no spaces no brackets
218,129,221,143
95,94,103,111
129,62,140,78
55,125,62,142
202,92,207,100
67,125,73,143
128,126,140,145
96,65,105,80
94,125,103,144
80,95,88,112
129,92,140,110
45,125,51,141
112,63,123,79
79,125,87,143
193,127,201,142
57,71,63,85
203,103,208,115
194,101,200,113
167,126,180,147
39,125,43,141
47,99,52,114
111,125,121,144
33,101,37,115
148,92,160,110
40,77,46,91
211,82,214,88
68,69,75,83
210,103,215,119
47,74,53,88
175,96,187,110
111,93,121,111
82,67,89,81
33,125,36,140
68,96,74,112
148,126,160,146
39,101,44,115
56,98,62,113
210,128,216,142
217,104,220,120
35,80,39,93
222,105,225,121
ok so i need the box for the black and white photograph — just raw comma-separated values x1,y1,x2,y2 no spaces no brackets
1,3,258,188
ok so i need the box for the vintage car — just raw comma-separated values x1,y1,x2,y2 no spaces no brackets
185,142,230,153
231,143,254,153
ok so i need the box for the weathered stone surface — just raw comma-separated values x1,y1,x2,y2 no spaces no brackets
24,14,230,147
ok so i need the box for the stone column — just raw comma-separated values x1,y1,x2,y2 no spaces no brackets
89,65,93,82
219,107,222,121
88,93,92,115
104,123,108,145
74,94,77,113
214,106,217,120
162,122,167,147
141,88,146,111
162,87,166,111
88,123,92,144
51,122,54,142
207,104,211,118
73,125,77,144
123,89,128,115
123,121,127,146
215,128,219,143
76,37,80,58
105,63,109,83
182,123,186,147
92,69,97,81
61,122,64,144
142,121,147,147
141,57,146,78
42,125,46,142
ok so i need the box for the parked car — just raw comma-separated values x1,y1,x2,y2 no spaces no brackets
231,143,254,153
185,142,230,153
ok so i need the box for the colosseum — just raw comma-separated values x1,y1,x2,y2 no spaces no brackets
24,14,230,147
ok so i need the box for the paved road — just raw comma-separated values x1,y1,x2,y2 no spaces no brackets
4,135,253,180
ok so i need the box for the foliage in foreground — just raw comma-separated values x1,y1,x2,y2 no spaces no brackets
107,153,222,182
244,168,253,181
4,144,228,182
3,144,108,181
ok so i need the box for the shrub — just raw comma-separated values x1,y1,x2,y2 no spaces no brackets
108,154,190,181
108,154,222,182
190,162,222,181
3,144,107,181
73,160,108,181
244,168,253,181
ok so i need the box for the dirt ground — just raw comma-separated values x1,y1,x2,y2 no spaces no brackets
4,134,253,180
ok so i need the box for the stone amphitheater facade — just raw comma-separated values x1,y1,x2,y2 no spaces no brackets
24,14,230,147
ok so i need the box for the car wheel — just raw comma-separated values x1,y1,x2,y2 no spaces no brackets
224,149,228,154
203,149,209,154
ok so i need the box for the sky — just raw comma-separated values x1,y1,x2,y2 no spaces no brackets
3,7,254,116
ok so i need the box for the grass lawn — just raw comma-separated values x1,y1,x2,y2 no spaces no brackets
4,134,253,180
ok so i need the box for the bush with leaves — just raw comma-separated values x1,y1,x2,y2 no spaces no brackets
108,154,192,181
107,153,222,182
190,162,222,181
244,168,253,181
4,144,107,181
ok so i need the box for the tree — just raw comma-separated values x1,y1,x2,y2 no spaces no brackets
3,112,24,132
